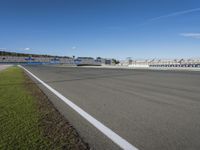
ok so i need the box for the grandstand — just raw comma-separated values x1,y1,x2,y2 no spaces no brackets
121,58,200,68
0,51,74,64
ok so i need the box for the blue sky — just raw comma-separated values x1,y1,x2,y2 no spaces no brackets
0,0,200,59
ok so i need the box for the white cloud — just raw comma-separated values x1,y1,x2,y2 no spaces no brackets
24,48,31,50
149,7,200,21
0,48,6,51
180,33,200,39
71,46,77,50
107,26,122,30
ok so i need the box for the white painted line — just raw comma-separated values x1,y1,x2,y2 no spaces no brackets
19,65,138,150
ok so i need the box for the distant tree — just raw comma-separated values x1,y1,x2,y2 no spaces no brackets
0,51,71,58
112,59,120,64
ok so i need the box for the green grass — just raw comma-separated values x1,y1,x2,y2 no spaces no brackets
0,66,89,150
0,67,49,149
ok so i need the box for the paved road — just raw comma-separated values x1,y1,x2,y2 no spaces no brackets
24,65,200,150
0,65,12,71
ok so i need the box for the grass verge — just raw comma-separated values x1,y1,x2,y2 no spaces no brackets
0,66,89,150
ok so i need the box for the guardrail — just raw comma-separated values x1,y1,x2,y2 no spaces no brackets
149,64,200,68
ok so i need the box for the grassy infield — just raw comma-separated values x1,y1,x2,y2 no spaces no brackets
0,67,88,150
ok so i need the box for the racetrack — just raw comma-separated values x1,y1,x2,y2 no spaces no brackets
0,65,12,71
23,65,200,150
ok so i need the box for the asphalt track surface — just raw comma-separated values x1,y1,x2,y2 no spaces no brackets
0,65,12,71
24,65,200,150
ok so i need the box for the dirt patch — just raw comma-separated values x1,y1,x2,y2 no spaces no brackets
23,71,90,150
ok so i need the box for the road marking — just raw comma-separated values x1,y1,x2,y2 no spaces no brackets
19,65,138,150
